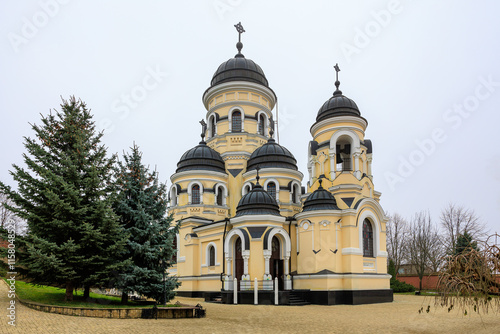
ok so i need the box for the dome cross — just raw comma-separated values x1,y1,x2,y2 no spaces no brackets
234,22,245,57
334,63,342,96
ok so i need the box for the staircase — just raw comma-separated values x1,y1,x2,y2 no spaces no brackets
287,291,310,306
210,294,222,303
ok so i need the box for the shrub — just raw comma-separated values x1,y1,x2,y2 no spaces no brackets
388,259,415,293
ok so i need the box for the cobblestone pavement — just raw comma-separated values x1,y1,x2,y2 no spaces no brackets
1,279,500,334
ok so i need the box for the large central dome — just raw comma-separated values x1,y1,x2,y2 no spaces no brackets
210,54,269,88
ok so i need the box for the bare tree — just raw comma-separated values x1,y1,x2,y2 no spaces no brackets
407,211,441,291
386,212,408,276
0,191,28,235
427,234,446,273
440,203,487,254
436,234,500,314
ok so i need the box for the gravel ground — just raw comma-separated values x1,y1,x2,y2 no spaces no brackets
1,280,499,334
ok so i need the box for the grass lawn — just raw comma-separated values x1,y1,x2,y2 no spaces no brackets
9,279,176,308
394,290,439,296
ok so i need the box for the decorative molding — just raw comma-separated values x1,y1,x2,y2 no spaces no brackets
242,168,304,181
310,116,367,137
203,81,276,111
171,170,228,183
341,247,363,255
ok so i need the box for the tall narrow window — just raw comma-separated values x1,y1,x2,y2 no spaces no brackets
208,245,215,266
267,182,276,200
258,114,265,135
232,110,242,132
216,186,223,206
210,116,216,138
363,219,374,257
243,184,251,195
170,187,177,206
192,184,200,204
292,184,298,204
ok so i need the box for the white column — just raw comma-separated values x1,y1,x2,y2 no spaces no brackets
329,148,336,180
233,278,238,304
274,277,279,305
284,256,291,290
224,256,232,290
263,250,273,290
353,152,361,179
242,251,250,290
367,155,373,176
243,253,250,277
307,161,312,184
254,278,258,305
311,158,316,182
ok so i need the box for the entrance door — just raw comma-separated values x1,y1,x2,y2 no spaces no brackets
234,237,243,290
270,236,284,290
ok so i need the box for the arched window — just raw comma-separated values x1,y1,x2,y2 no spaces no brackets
192,184,201,204
170,186,177,206
267,182,276,200
208,245,215,266
291,184,299,204
209,116,216,138
363,219,374,257
258,114,265,135
232,110,242,132
216,186,223,206
336,140,352,172
242,183,252,195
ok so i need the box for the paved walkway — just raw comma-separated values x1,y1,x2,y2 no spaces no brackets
1,279,499,334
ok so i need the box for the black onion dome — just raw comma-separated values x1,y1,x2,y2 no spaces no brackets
303,180,339,212
176,141,225,173
236,183,280,217
247,139,298,171
210,54,269,88
316,90,362,122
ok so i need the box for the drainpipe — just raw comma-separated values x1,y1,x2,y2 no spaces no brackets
286,216,296,290
221,218,229,290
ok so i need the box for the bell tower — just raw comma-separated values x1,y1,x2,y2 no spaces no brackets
307,64,376,205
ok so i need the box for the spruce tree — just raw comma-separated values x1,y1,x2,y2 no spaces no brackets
454,231,478,255
0,97,126,301
113,144,179,305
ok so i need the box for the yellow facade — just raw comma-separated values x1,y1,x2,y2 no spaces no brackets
167,31,392,305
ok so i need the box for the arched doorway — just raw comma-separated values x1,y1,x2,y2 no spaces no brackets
269,236,284,290
234,237,243,290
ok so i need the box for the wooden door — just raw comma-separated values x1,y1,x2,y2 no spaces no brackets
234,237,243,290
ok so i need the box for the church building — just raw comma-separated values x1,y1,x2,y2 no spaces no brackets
168,24,392,305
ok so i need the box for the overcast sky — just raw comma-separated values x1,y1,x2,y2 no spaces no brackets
1,0,499,235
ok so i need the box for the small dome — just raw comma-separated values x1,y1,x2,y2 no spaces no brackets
316,90,361,122
247,139,298,171
176,141,225,173
236,183,280,217
303,180,339,212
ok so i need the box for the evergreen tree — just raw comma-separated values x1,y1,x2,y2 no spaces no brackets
454,231,478,255
0,97,126,301
113,144,179,305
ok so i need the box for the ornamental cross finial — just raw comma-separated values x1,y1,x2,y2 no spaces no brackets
333,63,342,95
234,22,245,55
199,119,207,142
